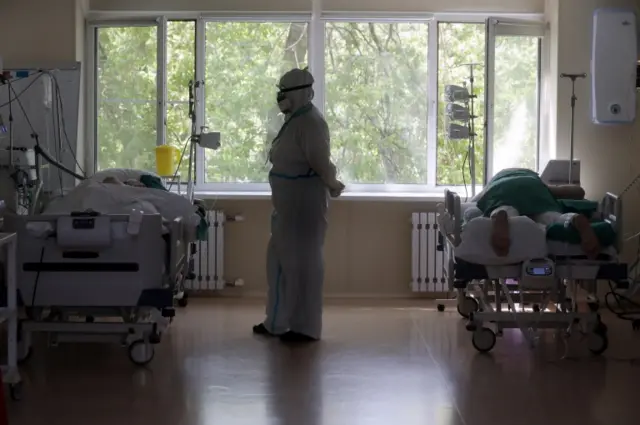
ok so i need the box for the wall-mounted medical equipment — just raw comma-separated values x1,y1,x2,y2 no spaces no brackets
0,63,83,214
591,8,637,125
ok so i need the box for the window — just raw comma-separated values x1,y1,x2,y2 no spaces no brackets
89,15,544,194
325,22,429,185
490,31,540,174
95,25,158,171
203,21,309,185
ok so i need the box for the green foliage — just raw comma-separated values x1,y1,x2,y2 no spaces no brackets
97,26,157,171
96,20,540,187
326,23,428,184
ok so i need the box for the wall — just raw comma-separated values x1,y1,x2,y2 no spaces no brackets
0,0,77,68
85,0,546,298
89,0,544,13
216,199,428,298
9,0,635,299
0,0,86,211
547,0,640,264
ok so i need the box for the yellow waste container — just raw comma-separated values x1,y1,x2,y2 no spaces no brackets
155,145,180,176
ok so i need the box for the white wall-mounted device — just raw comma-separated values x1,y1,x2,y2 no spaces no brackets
591,8,637,125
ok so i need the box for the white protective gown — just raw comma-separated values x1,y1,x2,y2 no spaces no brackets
263,70,340,340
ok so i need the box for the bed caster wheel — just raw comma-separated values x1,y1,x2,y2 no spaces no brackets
457,296,479,319
128,340,155,366
472,328,497,353
587,332,608,356
178,293,189,308
149,332,161,344
466,322,478,332
17,345,33,365
437,304,445,312
9,382,23,401
594,321,608,335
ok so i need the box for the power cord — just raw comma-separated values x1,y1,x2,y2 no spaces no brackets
46,71,85,177
30,247,45,307
166,136,191,192
605,280,640,328
461,143,469,201
0,72,44,109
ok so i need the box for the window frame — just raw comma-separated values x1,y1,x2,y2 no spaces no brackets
86,12,546,194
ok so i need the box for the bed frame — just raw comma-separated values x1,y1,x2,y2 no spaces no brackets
3,213,195,366
436,190,628,354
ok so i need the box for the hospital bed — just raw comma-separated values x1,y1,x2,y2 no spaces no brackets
3,170,203,366
436,186,628,355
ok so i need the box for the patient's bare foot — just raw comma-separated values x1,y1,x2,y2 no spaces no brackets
491,210,510,257
572,214,600,259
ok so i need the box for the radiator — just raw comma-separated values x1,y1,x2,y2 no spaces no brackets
411,212,446,293
185,210,226,291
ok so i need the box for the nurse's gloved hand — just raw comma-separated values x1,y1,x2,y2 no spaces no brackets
329,181,345,198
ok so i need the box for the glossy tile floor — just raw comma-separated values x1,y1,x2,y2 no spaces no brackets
8,298,640,425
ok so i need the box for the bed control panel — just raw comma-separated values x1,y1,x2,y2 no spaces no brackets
521,258,556,290
56,215,112,250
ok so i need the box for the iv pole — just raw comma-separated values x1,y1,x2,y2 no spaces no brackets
456,63,480,198
186,80,202,202
559,73,586,184
466,63,478,197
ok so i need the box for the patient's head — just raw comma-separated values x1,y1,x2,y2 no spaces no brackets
546,184,585,200
102,176,145,188
102,176,123,185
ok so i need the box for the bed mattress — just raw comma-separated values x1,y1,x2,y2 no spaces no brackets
454,215,616,266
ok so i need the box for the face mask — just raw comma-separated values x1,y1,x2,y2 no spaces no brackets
277,92,290,112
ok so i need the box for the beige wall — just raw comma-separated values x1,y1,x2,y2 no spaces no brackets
0,0,77,68
3,0,638,298
89,0,544,13
548,0,640,264
217,199,432,297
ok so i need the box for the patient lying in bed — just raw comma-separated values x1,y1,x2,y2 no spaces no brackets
473,169,600,259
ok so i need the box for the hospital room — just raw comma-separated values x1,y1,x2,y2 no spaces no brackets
1,0,640,423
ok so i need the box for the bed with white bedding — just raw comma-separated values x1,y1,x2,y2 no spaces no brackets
3,170,203,366
436,189,627,354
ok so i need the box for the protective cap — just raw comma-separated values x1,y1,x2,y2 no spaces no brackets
278,68,315,91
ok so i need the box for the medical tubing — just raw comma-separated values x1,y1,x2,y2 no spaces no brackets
605,280,640,322
33,145,85,181
30,247,46,307
47,72,85,176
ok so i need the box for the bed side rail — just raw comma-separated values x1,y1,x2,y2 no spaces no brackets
168,217,186,285
442,189,462,247
601,192,622,253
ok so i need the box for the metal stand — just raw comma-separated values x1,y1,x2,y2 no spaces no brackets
467,64,478,197
559,73,586,184
0,233,21,400
186,80,202,203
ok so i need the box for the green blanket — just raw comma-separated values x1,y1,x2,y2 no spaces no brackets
557,199,599,218
546,221,616,247
477,169,562,217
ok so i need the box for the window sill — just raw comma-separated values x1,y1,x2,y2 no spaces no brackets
193,190,448,202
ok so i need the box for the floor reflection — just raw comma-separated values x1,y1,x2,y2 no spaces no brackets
7,299,640,425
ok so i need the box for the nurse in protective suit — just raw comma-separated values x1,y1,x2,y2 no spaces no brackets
253,68,344,343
